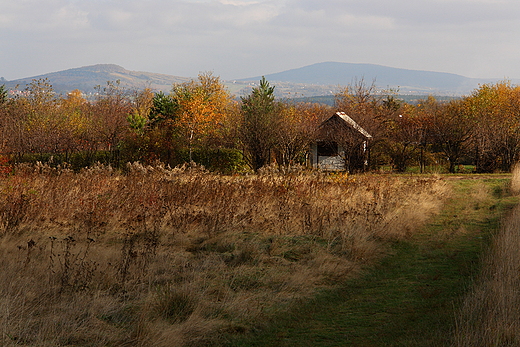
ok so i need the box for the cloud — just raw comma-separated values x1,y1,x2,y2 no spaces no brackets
1,0,504,40
0,1,88,31
2,0,520,80
299,0,520,26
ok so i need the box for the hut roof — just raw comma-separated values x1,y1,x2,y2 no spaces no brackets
321,112,372,139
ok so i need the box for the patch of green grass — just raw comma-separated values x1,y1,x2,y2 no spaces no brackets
223,177,518,347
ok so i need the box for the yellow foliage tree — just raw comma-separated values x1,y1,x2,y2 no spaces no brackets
465,81,520,171
170,72,233,161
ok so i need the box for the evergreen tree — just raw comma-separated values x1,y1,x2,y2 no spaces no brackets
240,77,281,171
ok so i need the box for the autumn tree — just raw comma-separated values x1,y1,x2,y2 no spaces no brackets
132,91,181,163
334,78,384,137
2,79,77,158
127,88,154,135
4,81,103,164
378,97,424,172
2,96,26,157
55,89,93,158
0,85,7,105
334,79,388,170
126,73,235,166
0,85,9,153
503,86,520,170
169,72,232,162
17,79,60,155
465,81,520,172
427,99,475,173
90,81,132,161
274,102,331,167
240,77,282,171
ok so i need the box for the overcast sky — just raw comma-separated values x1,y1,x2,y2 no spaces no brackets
1,0,520,81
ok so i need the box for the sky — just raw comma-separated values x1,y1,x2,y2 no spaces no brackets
1,0,520,81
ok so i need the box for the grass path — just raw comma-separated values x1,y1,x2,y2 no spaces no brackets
225,178,518,346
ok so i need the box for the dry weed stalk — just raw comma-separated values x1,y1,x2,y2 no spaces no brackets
0,163,448,346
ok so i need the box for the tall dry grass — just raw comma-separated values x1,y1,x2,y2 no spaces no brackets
511,162,520,195
0,163,448,346
455,166,520,346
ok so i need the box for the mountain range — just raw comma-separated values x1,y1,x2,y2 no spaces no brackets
2,62,511,97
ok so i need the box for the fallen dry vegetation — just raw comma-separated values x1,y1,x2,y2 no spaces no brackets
0,163,448,346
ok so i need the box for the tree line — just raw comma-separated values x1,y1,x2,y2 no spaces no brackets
1,74,519,173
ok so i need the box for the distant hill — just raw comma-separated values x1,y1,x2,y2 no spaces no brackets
3,64,190,95
239,62,497,96
2,62,513,97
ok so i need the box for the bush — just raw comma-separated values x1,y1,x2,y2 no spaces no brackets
178,147,248,174
11,147,249,174
15,151,121,171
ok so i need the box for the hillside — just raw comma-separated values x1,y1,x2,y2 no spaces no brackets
4,64,190,94
240,62,494,96
2,62,511,97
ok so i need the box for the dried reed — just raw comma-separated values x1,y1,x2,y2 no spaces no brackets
0,163,448,346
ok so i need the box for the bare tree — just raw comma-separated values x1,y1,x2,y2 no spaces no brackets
274,102,331,167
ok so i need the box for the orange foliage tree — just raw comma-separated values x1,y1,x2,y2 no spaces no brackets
170,72,233,161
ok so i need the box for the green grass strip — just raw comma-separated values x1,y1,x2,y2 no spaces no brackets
225,178,518,347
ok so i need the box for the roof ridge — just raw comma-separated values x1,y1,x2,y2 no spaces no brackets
335,112,372,138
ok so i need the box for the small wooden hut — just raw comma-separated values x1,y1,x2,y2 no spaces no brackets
310,112,372,171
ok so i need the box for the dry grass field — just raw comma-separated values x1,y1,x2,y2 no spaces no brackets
0,163,449,346
455,165,520,346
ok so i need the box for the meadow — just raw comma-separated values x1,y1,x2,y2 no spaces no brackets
0,163,448,346
225,174,519,346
